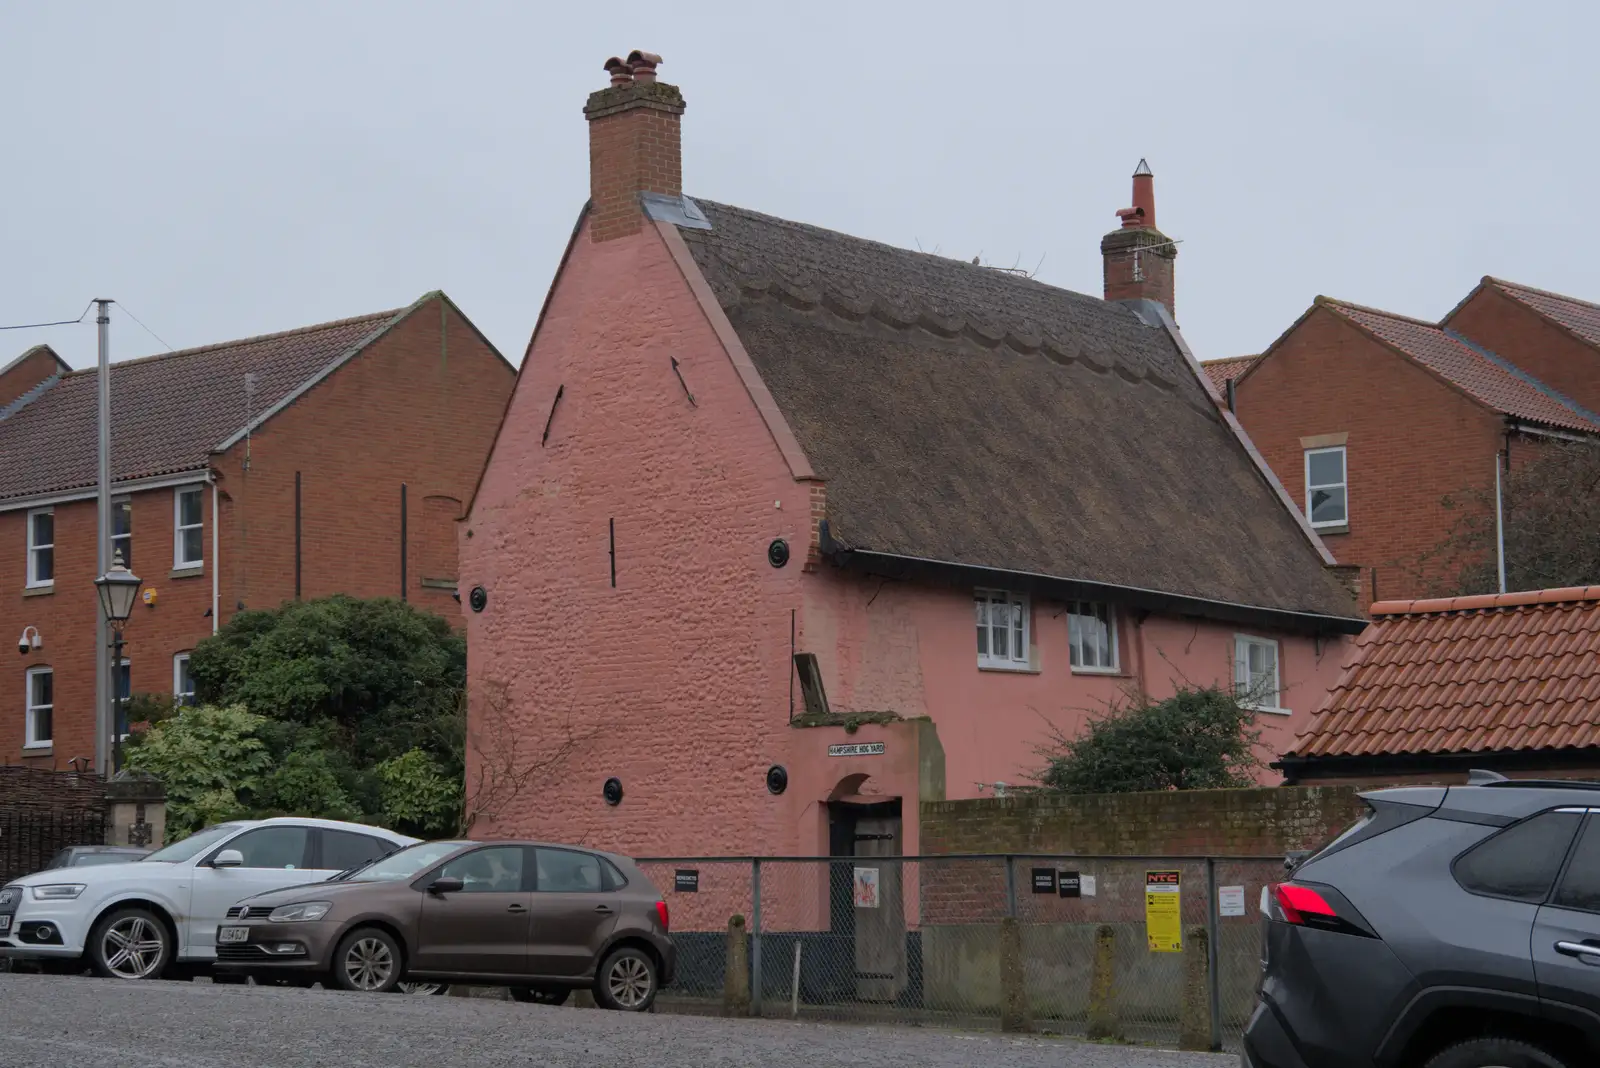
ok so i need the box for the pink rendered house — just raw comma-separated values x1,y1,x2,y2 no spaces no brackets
461,52,1364,866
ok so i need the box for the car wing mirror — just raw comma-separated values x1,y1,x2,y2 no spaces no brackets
428,876,464,895
212,849,244,869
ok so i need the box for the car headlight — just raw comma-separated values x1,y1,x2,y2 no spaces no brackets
31,884,86,901
268,901,332,923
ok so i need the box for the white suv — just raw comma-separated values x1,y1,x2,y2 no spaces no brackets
0,817,416,979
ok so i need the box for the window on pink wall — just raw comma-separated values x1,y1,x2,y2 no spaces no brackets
1234,634,1285,714
975,589,1031,671
1068,602,1118,673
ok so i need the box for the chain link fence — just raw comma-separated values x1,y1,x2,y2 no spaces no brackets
638,853,1284,1052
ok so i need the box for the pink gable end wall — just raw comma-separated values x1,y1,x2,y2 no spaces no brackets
463,215,809,856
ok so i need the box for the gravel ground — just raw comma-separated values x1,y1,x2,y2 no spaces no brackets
0,974,1235,1068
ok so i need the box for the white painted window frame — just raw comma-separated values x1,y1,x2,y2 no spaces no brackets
1068,601,1120,674
111,495,132,568
1234,634,1287,714
1304,445,1348,529
975,589,1032,671
174,485,204,569
24,666,53,749
25,507,54,588
173,653,194,707
116,656,132,740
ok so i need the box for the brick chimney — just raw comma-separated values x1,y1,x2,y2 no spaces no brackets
583,51,685,242
1101,159,1177,319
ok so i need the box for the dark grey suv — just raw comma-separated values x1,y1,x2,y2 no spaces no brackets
1245,773,1600,1068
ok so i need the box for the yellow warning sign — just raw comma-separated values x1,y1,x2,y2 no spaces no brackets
1145,869,1182,953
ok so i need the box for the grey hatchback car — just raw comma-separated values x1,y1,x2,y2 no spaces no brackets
1246,772,1600,1068
213,840,674,1010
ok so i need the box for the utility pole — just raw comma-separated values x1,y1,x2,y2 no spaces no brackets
95,299,112,777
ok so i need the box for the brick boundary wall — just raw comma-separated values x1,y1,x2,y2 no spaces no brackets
0,766,105,811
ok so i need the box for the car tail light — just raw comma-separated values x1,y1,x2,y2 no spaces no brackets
654,900,669,931
1271,881,1376,938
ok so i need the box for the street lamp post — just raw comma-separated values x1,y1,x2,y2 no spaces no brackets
94,549,141,774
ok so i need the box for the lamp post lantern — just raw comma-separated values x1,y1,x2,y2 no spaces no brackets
94,549,140,773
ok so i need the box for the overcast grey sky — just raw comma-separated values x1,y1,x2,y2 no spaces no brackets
3,2,1596,372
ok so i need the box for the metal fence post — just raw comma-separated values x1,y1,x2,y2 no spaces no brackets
1003,854,1017,918
1205,858,1222,1052
751,858,763,1017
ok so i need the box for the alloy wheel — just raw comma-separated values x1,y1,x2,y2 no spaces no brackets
102,916,165,979
606,955,652,1009
343,937,395,991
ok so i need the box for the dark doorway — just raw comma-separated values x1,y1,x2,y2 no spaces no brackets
827,798,905,1002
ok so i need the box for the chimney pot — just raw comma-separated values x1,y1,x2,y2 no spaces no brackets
628,50,662,83
604,56,633,87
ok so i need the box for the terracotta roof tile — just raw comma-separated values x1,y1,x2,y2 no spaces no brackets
1324,301,1600,433
1489,278,1600,350
1287,587,1600,759
1200,355,1258,393
0,305,410,502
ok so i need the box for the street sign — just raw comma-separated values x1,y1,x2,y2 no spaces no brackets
828,742,886,757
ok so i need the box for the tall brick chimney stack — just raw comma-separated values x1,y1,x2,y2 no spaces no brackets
583,51,684,243
1101,159,1177,320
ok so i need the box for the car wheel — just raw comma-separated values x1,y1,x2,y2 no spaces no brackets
509,985,571,1006
87,907,172,981
331,928,402,993
593,946,658,1012
1425,1038,1568,1068
397,982,449,996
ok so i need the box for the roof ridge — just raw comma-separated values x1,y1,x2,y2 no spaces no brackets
1488,276,1600,314
1201,354,1258,366
1441,328,1600,428
1372,586,1600,616
55,306,405,377
1316,296,1441,330
690,196,1113,311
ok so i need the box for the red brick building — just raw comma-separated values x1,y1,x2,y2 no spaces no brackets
461,53,1363,873
1280,586,1600,785
1,293,514,772
1209,282,1600,602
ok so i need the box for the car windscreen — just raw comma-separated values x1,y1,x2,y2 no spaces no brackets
143,824,246,863
343,841,476,882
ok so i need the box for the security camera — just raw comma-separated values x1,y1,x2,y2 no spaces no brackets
17,637,26,656
18,626,41,655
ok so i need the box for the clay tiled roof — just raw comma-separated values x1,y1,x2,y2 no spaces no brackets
671,200,1362,626
1286,587,1600,759
1200,355,1257,394
1324,299,1600,433
0,305,415,502
1487,277,1600,350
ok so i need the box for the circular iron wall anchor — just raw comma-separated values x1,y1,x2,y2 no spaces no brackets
766,765,788,795
603,777,624,806
767,538,790,568
469,586,488,613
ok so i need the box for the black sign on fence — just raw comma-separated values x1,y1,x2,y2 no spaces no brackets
674,869,699,893
1030,867,1057,894
1058,870,1082,898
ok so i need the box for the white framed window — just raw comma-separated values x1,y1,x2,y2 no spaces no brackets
975,589,1031,671
1068,602,1119,673
174,486,204,569
1304,446,1347,529
1234,635,1284,713
24,667,52,749
112,497,132,569
116,658,131,738
173,653,194,707
26,508,54,588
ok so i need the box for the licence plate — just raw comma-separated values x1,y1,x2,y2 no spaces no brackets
0,916,10,933
217,926,249,944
